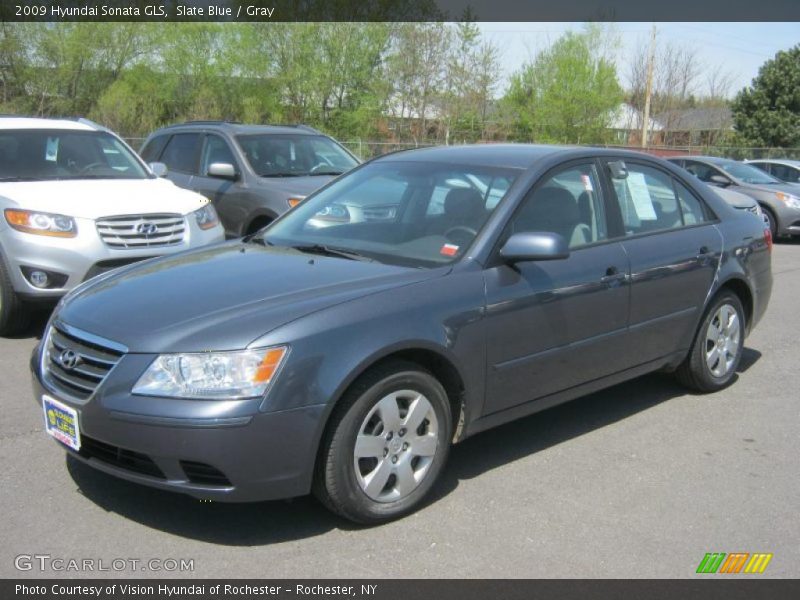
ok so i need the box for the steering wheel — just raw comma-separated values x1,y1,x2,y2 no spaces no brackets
444,225,478,246
78,162,105,174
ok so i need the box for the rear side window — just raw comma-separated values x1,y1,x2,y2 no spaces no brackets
160,133,201,174
140,135,169,162
610,163,709,235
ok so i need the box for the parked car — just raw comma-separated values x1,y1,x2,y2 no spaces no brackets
140,122,360,238
745,159,800,186
667,156,800,238
712,187,766,224
32,145,772,524
0,117,224,335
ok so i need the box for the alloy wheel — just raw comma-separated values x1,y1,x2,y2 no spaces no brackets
353,390,439,503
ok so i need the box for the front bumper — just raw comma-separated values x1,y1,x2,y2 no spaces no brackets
30,350,325,502
1,217,223,300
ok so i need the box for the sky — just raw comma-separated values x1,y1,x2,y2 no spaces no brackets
476,22,800,97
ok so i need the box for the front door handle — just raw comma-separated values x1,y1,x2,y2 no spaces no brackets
600,266,627,286
697,246,715,262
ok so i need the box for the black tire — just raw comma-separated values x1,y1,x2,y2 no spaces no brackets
761,205,777,239
675,291,745,393
246,216,273,236
0,256,30,336
313,360,452,524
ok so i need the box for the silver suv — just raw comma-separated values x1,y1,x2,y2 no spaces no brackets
140,122,360,238
0,117,224,335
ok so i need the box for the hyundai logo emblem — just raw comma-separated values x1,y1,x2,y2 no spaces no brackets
134,221,159,236
58,349,80,370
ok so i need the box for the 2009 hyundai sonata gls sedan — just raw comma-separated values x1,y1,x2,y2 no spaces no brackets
32,145,772,523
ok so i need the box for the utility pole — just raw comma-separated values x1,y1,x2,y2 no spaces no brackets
641,25,657,148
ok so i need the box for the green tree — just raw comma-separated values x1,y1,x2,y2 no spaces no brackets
732,45,800,148
504,26,623,144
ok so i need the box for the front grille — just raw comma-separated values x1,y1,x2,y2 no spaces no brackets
96,213,185,249
180,461,232,487
77,434,165,479
43,324,124,400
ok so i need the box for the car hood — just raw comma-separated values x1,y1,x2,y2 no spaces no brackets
739,181,800,197
0,178,208,219
713,187,758,209
57,242,444,353
255,174,336,198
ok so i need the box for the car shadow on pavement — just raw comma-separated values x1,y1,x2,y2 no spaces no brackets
67,349,761,545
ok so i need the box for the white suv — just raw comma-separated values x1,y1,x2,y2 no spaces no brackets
0,117,224,335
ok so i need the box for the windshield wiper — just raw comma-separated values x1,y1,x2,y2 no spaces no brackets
308,170,345,176
259,172,303,178
290,244,374,262
0,176,35,182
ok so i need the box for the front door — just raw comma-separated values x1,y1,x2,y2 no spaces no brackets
483,161,631,415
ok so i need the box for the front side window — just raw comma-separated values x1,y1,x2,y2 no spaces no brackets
140,135,169,163
508,163,607,249
262,161,520,268
610,163,708,235
0,129,149,181
236,134,358,177
201,135,237,175
771,164,800,184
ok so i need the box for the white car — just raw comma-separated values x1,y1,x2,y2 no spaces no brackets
0,117,224,335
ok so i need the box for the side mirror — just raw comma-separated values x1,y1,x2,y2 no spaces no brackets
709,174,731,187
207,162,237,180
149,162,168,178
500,232,570,263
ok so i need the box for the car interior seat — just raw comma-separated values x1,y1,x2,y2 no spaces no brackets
442,188,486,232
514,187,591,247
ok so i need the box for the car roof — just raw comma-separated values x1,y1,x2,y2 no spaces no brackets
0,116,95,131
667,155,735,165
748,158,800,166
155,122,324,137
375,143,664,169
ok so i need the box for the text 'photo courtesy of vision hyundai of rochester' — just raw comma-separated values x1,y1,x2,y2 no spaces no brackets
31,144,772,524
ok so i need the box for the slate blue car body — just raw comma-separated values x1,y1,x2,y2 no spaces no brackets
31,145,772,510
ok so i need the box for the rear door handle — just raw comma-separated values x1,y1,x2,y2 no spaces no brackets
600,266,627,285
697,246,715,262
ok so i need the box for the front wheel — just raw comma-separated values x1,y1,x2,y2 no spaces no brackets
313,360,452,524
0,256,30,336
761,205,777,239
675,292,745,393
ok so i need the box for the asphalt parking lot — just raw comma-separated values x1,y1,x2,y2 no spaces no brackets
1,242,798,579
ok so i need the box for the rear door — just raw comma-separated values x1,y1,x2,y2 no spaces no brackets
603,159,722,363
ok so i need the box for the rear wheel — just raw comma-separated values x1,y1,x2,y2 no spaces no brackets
676,291,744,393
0,257,30,336
313,360,452,524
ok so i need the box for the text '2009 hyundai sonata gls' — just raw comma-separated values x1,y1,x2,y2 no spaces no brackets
32,145,772,523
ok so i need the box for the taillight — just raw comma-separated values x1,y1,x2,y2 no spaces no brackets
764,228,773,252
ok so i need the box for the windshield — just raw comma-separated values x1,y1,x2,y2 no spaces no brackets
260,161,520,268
0,129,149,181
236,134,359,177
719,161,781,185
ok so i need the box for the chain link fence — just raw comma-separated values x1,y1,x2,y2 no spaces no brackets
122,135,800,164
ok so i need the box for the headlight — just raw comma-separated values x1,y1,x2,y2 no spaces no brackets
133,346,288,399
194,204,219,230
775,192,800,210
4,209,76,237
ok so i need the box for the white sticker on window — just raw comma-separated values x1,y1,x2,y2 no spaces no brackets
626,172,657,220
581,174,593,192
45,137,59,162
